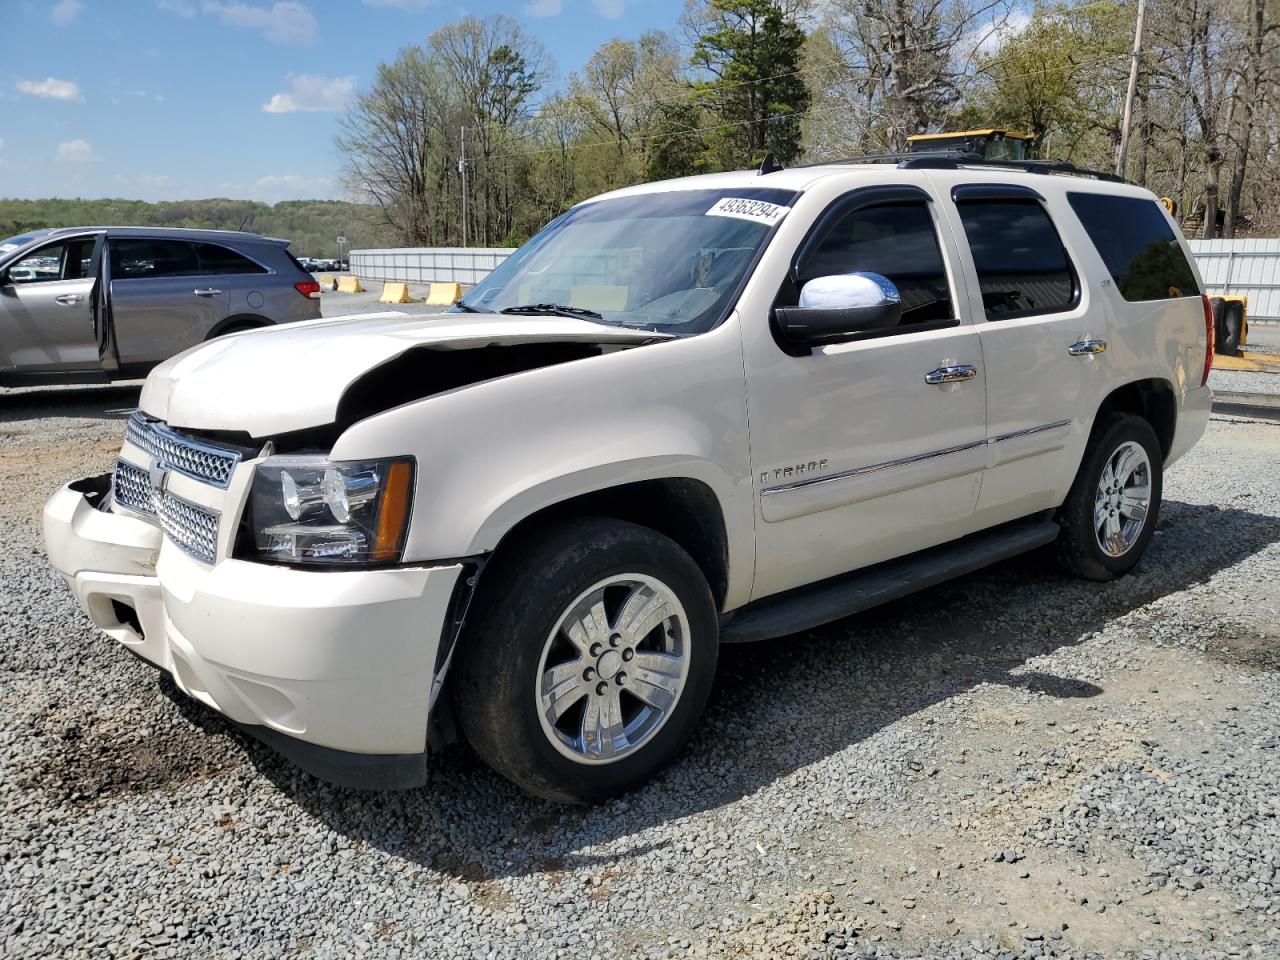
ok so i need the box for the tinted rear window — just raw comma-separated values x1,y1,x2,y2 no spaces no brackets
111,239,200,279
1067,193,1200,301
955,199,1076,320
195,242,268,275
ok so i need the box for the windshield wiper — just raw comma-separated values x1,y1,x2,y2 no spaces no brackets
499,302,603,320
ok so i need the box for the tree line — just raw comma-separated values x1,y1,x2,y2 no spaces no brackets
340,0,1280,246
0,198,397,259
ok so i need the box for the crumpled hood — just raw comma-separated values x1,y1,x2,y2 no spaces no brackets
139,311,667,437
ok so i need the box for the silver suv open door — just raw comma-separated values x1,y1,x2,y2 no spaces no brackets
0,233,104,374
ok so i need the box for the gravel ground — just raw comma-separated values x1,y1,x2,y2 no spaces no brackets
3,385,1280,960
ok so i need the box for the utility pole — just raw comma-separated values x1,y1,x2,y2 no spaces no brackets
1115,0,1147,178
459,126,468,248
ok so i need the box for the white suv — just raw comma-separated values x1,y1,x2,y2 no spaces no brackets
42,158,1214,801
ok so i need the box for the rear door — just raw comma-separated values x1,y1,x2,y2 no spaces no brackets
193,241,272,322
109,237,227,370
933,178,1109,526
0,233,103,373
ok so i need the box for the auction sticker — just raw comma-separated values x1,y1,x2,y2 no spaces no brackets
706,197,789,226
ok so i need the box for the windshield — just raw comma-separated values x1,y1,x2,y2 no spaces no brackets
0,233,42,256
458,187,798,335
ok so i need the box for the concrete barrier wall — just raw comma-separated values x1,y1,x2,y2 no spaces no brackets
349,247,515,286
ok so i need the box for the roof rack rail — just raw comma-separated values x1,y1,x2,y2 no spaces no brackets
789,150,1127,184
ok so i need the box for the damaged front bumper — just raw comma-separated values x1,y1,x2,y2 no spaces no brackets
43,474,464,790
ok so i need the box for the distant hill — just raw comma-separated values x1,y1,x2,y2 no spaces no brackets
0,198,399,259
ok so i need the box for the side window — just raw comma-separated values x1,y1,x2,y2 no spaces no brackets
793,201,954,325
1068,193,1200,301
110,239,199,279
195,243,268,275
7,238,95,284
955,199,1076,320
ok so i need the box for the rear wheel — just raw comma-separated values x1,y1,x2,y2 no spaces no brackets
453,517,719,802
1057,414,1163,581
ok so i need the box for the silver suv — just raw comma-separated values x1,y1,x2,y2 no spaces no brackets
0,227,321,386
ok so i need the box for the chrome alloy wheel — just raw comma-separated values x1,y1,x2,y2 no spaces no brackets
536,574,691,764
1094,440,1152,557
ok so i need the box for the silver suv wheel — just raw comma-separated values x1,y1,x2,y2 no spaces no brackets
536,573,691,764
1094,439,1152,557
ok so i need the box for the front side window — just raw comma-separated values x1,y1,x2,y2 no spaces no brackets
1068,193,1200,301
7,237,95,284
791,200,955,325
955,199,1076,320
110,239,199,279
459,187,798,335
196,242,268,275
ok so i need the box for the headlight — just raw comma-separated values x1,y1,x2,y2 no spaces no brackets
241,455,414,566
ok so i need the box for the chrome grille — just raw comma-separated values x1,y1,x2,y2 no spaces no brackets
125,411,241,488
112,458,220,564
156,493,220,564
112,458,156,515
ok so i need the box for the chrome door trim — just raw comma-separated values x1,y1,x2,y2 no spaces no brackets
989,418,1072,445
760,418,1075,498
924,364,979,384
761,437,988,497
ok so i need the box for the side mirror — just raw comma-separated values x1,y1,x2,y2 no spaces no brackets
774,272,902,349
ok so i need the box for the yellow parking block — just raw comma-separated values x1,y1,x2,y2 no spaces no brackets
317,275,337,291
336,275,365,294
425,281,462,307
1214,351,1280,374
378,281,414,304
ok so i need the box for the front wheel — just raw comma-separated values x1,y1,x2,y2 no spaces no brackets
453,518,719,802
1057,414,1163,581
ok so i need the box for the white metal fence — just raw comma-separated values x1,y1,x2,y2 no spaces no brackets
349,247,514,286
1190,239,1280,322
351,241,1280,322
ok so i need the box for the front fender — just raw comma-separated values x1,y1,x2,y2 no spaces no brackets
329,323,756,609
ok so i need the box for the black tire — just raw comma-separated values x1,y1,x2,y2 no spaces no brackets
208,319,267,339
1057,414,1163,582
1218,302,1243,355
452,517,719,803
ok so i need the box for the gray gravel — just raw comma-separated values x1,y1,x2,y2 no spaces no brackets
3,384,1280,960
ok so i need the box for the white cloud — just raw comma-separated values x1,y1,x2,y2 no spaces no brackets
165,1,318,44
526,0,562,16
593,0,626,19
52,0,83,25
262,73,356,113
252,173,335,203
968,9,1032,58
17,77,82,100
56,139,96,163
361,0,432,7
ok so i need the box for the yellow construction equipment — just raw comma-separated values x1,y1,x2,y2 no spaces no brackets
906,128,1036,161
336,275,365,294
378,281,414,304
424,282,462,307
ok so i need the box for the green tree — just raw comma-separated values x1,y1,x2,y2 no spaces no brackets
689,0,811,167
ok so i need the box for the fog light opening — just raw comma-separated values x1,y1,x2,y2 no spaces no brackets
109,599,144,640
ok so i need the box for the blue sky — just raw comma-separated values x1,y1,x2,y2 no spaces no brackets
0,0,686,203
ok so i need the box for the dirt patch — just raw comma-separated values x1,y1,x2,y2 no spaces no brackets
19,716,240,804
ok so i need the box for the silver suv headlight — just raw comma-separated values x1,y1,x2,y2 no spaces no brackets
240,455,414,566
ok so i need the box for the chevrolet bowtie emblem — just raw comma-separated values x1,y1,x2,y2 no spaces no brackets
149,459,170,497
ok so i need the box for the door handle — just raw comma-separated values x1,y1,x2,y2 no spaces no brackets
54,294,83,305
193,288,222,297
1068,339,1107,356
924,364,978,385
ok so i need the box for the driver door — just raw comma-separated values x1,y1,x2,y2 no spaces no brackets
0,234,104,374
743,186,988,600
